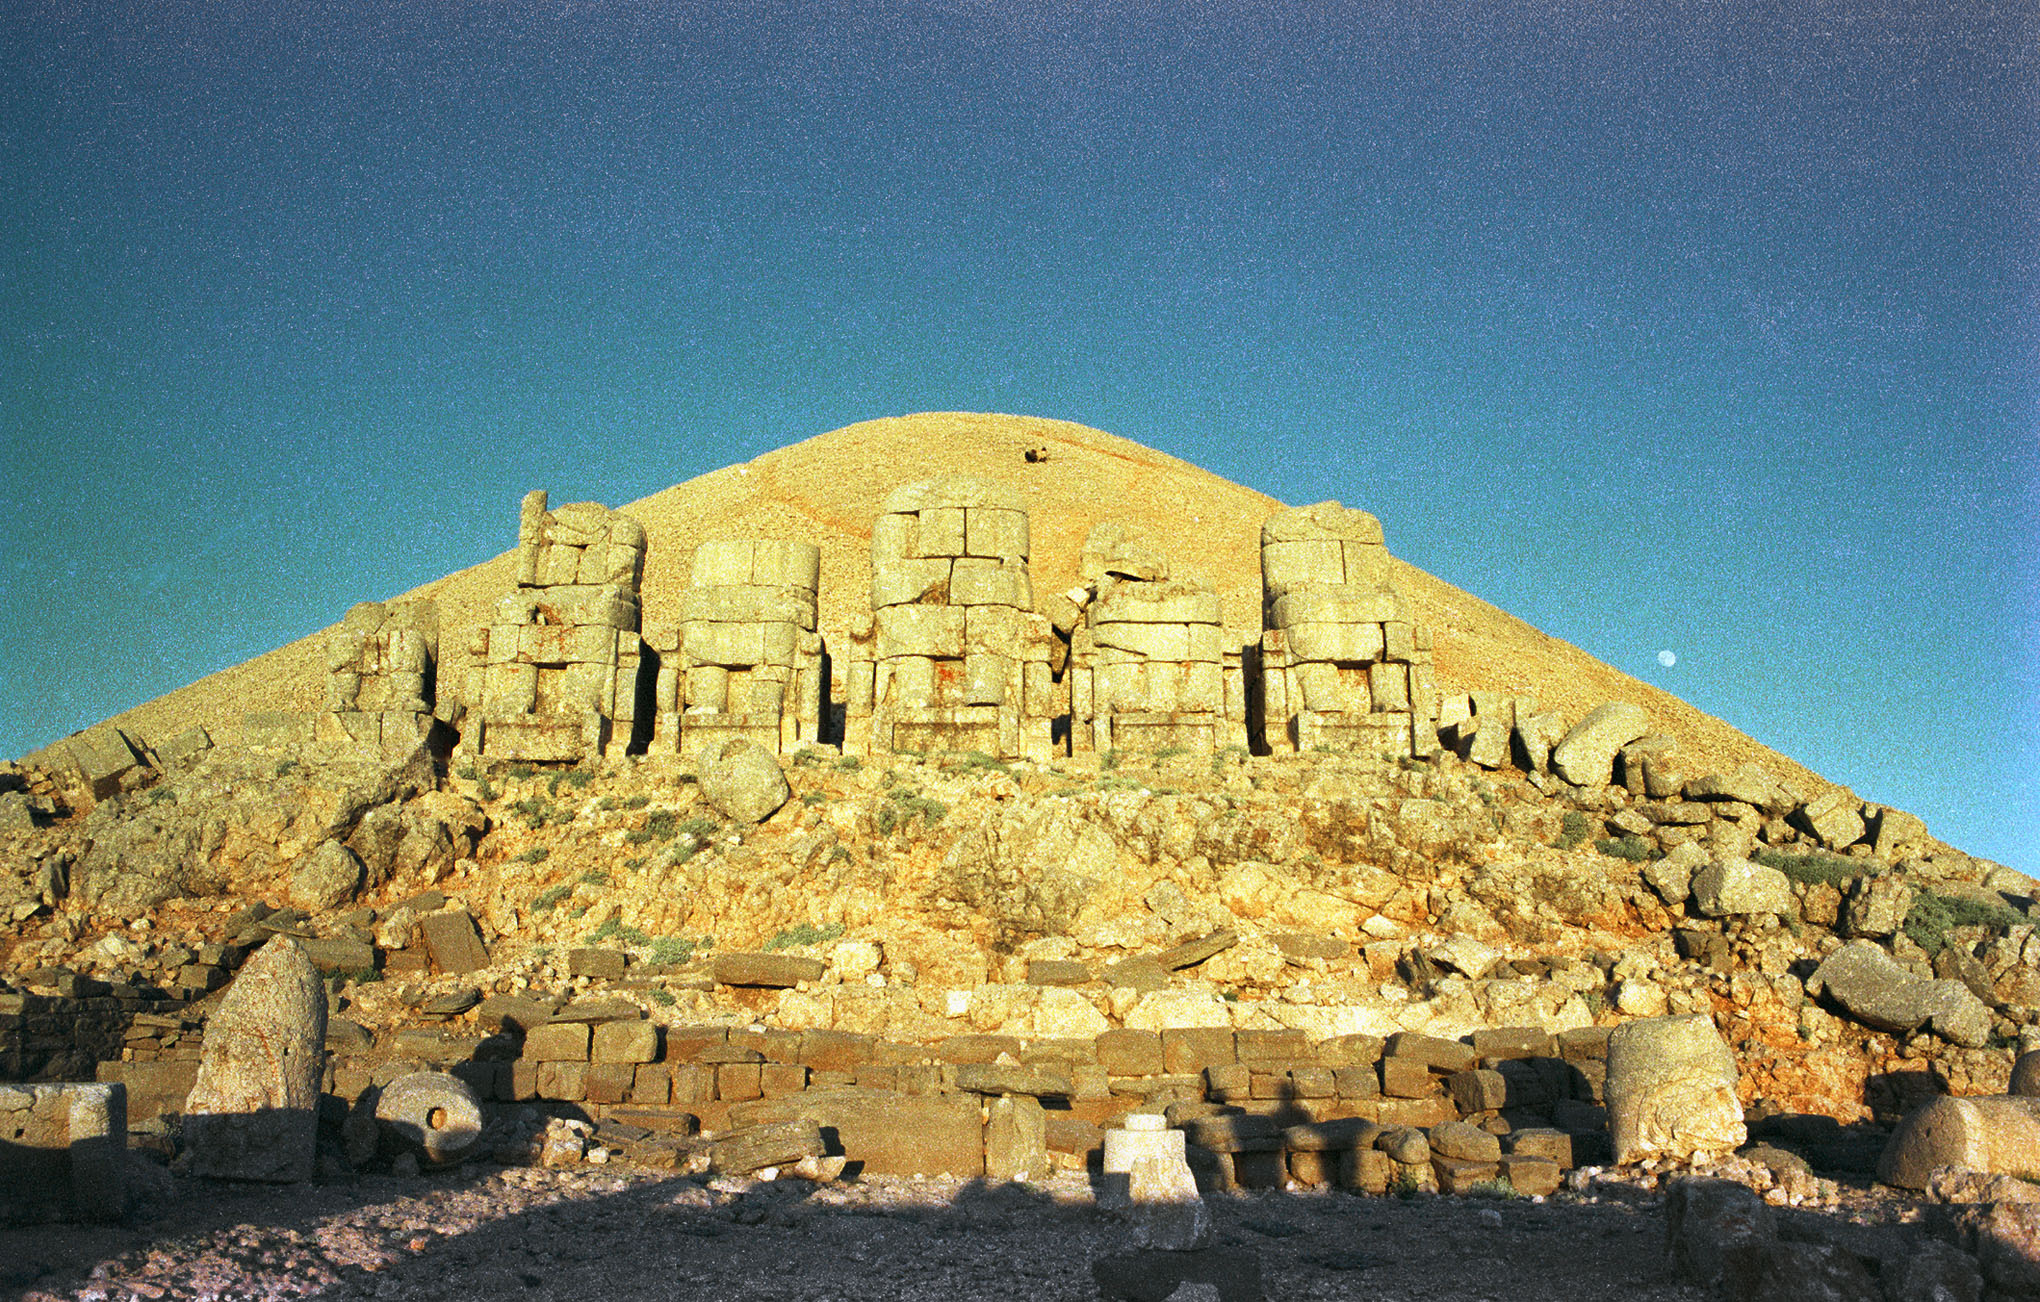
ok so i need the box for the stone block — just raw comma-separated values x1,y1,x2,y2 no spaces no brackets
1162,1028,1237,1074
419,910,490,975
524,1022,591,1063
1385,1032,1476,1074
535,1061,587,1101
592,1020,659,1064
712,953,825,988
875,604,967,658
870,558,953,609
1097,1029,1165,1077
717,1063,763,1102
1431,1155,1501,1194
965,507,1030,559
1380,1057,1436,1099
1235,1028,1311,1066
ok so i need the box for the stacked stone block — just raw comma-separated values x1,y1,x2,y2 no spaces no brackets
1067,527,1246,754
317,600,438,753
646,540,825,756
843,478,1056,762
470,491,647,761
1257,502,1438,758
0,1082,126,1222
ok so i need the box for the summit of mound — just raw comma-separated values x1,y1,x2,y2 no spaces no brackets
93,412,1823,794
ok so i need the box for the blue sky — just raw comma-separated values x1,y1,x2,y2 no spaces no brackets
2,1,2035,870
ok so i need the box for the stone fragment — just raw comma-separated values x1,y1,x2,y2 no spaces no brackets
1877,1095,2040,1189
1840,875,1914,939
1428,1120,1502,1163
1689,858,1793,917
183,937,327,1181
1797,790,1867,849
1125,1153,1212,1251
712,953,825,987
1604,1015,1745,1165
290,841,363,913
708,1119,824,1175
698,737,791,824
419,909,490,974
2013,1050,2040,1097
1550,702,1650,788
1684,764,1779,807
1811,941,1991,1048
984,1094,1048,1182
374,1071,484,1165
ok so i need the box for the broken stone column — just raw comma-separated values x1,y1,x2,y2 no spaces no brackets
843,477,1056,762
469,491,646,761
1256,502,1436,759
1068,523,1244,755
317,599,439,754
182,936,327,1181
648,539,825,756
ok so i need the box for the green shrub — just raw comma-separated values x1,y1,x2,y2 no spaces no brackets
647,987,677,1006
531,884,571,912
1465,1177,1522,1199
1389,1168,1421,1200
1595,835,1657,862
764,922,845,951
1552,811,1590,851
801,791,829,807
513,845,551,864
584,917,651,946
1904,888,2023,956
648,936,705,965
1753,849,1864,889
834,755,862,772
511,796,558,828
876,789,947,835
506,762,536,781
577,868,611,887
624,794,651,810
626,809,680,845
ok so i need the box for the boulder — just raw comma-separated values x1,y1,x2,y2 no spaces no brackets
290,840,363,912
1550,703,1650,788
1689,859,1793,917
2012,1050,2040,1097
1664,1178,1776,1295
1684,764,1779,809
1872,806,1930,859
1840,875,1914,939
182,936,327,1181
374,1071,484,1165
1877,1095,2040,1189
1796,790,1867,850
1604,1015,1745,1165
1811,940,1991,1048
698,737,790,824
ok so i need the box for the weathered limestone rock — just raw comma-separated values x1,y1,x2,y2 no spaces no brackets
60,727,152,799
1070,523,1243,755
1811,940,1992,1048
1877,1095,2040,1189
1871,806,1930,859
647,538,825,757
1604,1015,1745,1165
289,839,363,913
1684,764,1780,808
698,737,790,824
1257,502,1435,759
374,1071,484,1165
1841,875,1915,939
418,908,490,975
470,490,646,761
1689,858,1793,917
1796,789,1867,850
2012,1050,2040,1097
1551,703,1649,788
712,953,825,988
183,937,327,1181
844,477,1055,762
318,600,438,754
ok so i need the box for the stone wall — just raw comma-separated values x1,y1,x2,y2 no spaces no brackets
647,540,826,757
843,477,1056,762
468,491,647,761
317,599,438,754
1257,502,1439,759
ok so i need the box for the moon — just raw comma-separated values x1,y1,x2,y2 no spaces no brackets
1657,649,1678,668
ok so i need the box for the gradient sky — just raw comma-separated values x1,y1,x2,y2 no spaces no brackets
3,2,2035,870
